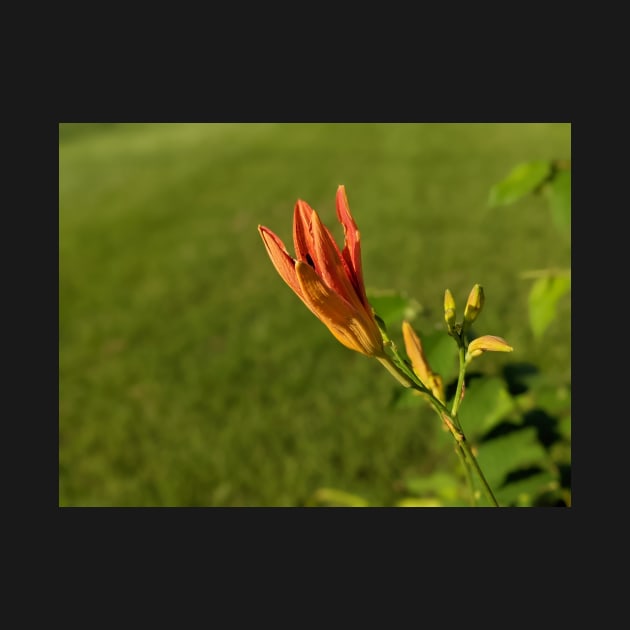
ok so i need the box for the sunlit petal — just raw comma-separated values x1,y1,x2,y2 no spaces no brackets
467,335,513,359
310,210,363,310
336,185,368,307
258,225,302,298
296,261,384,357
293,199,314,264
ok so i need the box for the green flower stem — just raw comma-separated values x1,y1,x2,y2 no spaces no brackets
428,395,499,508
454,441,476,506
377,351,499,507
376,355,416,389
451,346,467,421
451,341,475,503
459,439,499,507
451,335,499,507
456,442,477,506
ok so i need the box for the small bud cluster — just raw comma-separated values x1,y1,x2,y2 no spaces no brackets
442,284,513,364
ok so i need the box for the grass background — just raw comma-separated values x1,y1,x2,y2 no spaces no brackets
59,122,571,507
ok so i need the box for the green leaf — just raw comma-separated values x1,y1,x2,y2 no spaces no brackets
458,377,515,439
549,439,571,467
546,169,571,238
495,471,559,506
367,290,422,328
531,383,571,415
488,160,553,207
475,427,549,489
528,273,571,339
557,415,571,441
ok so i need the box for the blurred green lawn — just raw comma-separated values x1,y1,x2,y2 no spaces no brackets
59,122,571,506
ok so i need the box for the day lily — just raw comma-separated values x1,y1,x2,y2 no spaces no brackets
258,186,385,357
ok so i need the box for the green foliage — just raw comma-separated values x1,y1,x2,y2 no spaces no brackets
456,377,516,437
388,371,571,507
494,471,559,507
528,273,571,339
398,471,462,506
488,160,552,207
488,158,571,340
311,354,571,507
546,169,571,238
368,290,423,326
420,331,459,383
476,427,548,489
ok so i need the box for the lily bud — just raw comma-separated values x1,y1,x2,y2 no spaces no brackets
402,321,446,403
444,289,457,333
463,284,484,325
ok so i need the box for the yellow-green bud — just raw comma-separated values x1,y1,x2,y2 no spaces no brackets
466,335,513,362
463,284,484,325
444,289,457,333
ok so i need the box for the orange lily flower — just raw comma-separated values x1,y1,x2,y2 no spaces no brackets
258,185,385,357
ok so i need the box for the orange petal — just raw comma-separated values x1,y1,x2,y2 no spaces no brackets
258,225,302,299
293,199,314,264
336,185,368,307
295,261,384,357
310,210,364,311
293,199,346,273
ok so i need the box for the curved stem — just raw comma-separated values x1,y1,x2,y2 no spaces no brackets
427,397,499,507
459,439,499,507
455,442,476,506
376,355,416,388
377,350,500,507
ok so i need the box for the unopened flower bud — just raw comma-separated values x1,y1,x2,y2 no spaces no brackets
444,289,457,333
463,284,484,325
402,321,446,403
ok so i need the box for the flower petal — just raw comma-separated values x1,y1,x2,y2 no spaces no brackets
467,335,513,359
293,199,346,272
293,199,314,264
310,209,364,310
295,261,384,357
336,185,368,307
258,225,303,299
